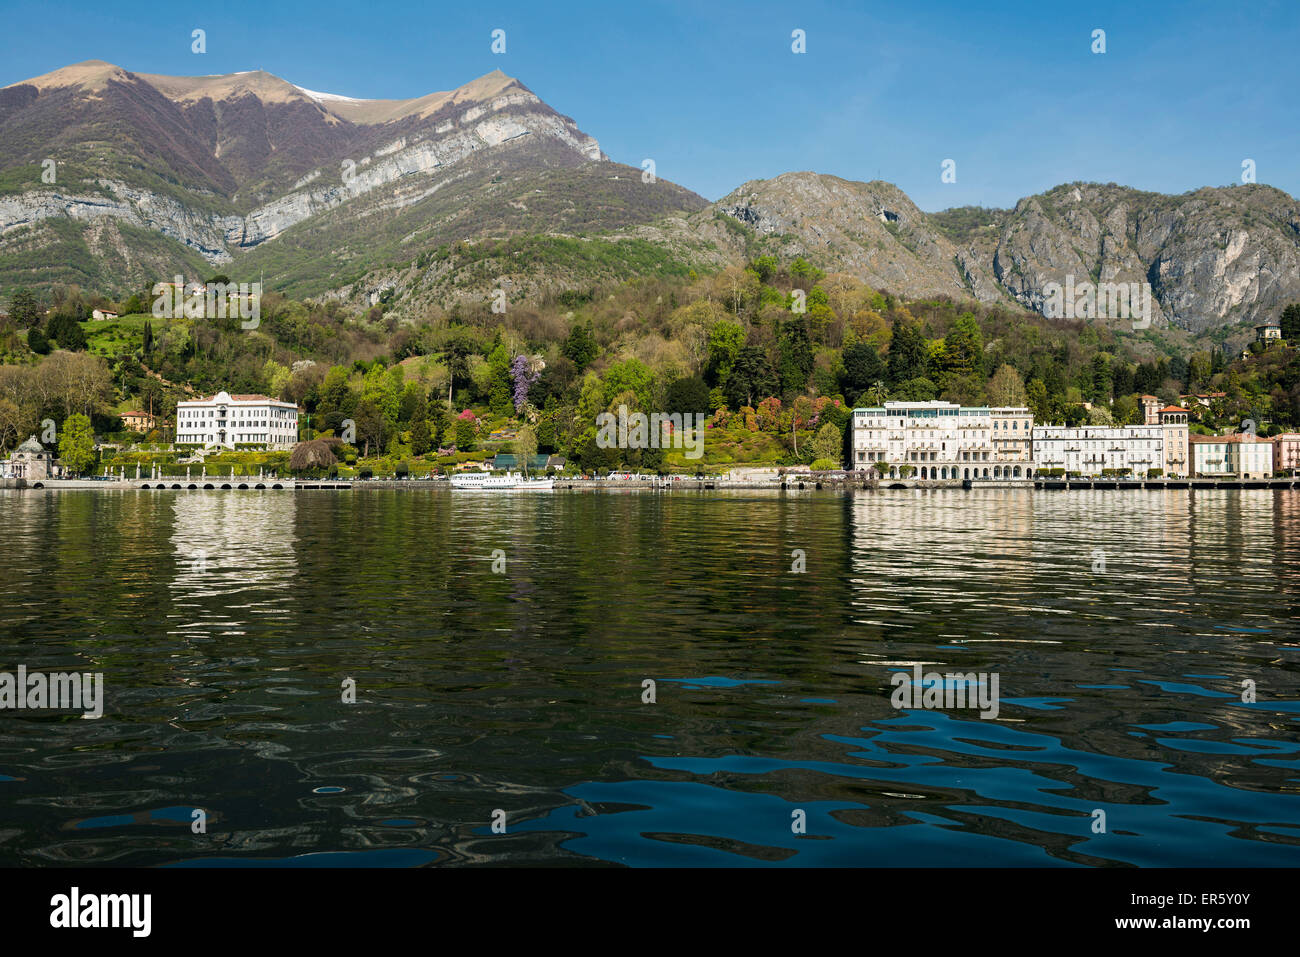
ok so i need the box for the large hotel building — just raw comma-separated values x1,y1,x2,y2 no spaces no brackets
176,391,300,449
850,400,1196,480
1033,404,1190,478
850,401,1034,480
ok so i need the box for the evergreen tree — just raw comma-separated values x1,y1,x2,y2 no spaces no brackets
1281,303,1300,343
777,317,814,396
887,318,928,385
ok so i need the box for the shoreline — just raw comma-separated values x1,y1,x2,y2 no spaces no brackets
4,477,1299,493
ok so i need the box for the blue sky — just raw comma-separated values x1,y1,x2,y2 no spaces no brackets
2,0,1296,209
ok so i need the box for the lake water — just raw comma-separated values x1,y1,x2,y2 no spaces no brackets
1,487,1298,866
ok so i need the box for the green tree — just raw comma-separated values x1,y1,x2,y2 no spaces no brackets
8,288,42,328
726,345,777,409
47,313,86,351
27,326,50,355
987,364,1028,407
410,418,432,455
777,317,814,396
58,413,95,475
841,341,886,396
487,340,513,417
352,398,388,456
887,318,928,384
562,322,599,370
705,320,745,386
1281,303,1300,343
940,313,984,380
514,424,538,477
665,375,710,414
455,417,476,451
750,255,779,283
811,422,843,465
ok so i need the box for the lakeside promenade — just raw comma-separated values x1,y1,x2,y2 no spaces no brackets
5,475,1300,493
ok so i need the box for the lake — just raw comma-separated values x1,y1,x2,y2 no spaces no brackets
1,487,1298,866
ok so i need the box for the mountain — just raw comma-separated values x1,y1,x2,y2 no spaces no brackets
709,173,1300,335
707,173,1004,304
2,61,1297,338
0,60,708,295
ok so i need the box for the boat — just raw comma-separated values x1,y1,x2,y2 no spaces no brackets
449,470,554,491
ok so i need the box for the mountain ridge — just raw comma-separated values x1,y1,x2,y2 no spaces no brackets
1,61,1297,337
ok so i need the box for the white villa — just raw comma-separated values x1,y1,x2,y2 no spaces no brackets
851,401,1035,480
176,391,300,449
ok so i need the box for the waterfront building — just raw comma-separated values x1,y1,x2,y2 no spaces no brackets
176,391,299,449
1033,424,1165,477
1192,434,1275,479
1159,406,1190,476
2,435,61,480
1272,433,1300,474
850,401,1034,480
1033,405,1188,478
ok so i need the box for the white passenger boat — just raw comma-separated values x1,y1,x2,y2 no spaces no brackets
449,470,554,491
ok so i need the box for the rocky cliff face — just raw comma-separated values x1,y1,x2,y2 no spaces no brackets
0,62,650,293
711,173,1003,304
712,176,1300,334
3,61,1297,334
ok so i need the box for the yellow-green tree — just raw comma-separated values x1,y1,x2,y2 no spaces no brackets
58,413,95,475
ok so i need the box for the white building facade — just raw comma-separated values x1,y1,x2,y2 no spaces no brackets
1191,435,1274,479
177,391,299,449
851,401,1034,480
1033,425,1167,476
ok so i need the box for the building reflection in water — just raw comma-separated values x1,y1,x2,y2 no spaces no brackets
168,491,299,640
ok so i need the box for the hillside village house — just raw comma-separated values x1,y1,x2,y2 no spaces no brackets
1242,322,1284,360
176,391,299,449
850,401,1034,479
1191,434,1274,479
1257,322,1283,343
90,308,118,321
121,410,157,431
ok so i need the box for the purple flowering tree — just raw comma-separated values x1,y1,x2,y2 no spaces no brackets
510,354,542,412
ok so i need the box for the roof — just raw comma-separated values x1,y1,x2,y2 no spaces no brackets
1190,433,1267,444
1160,405,1188,413
182,392,292,405
15,435,43,453
491,453,551,469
